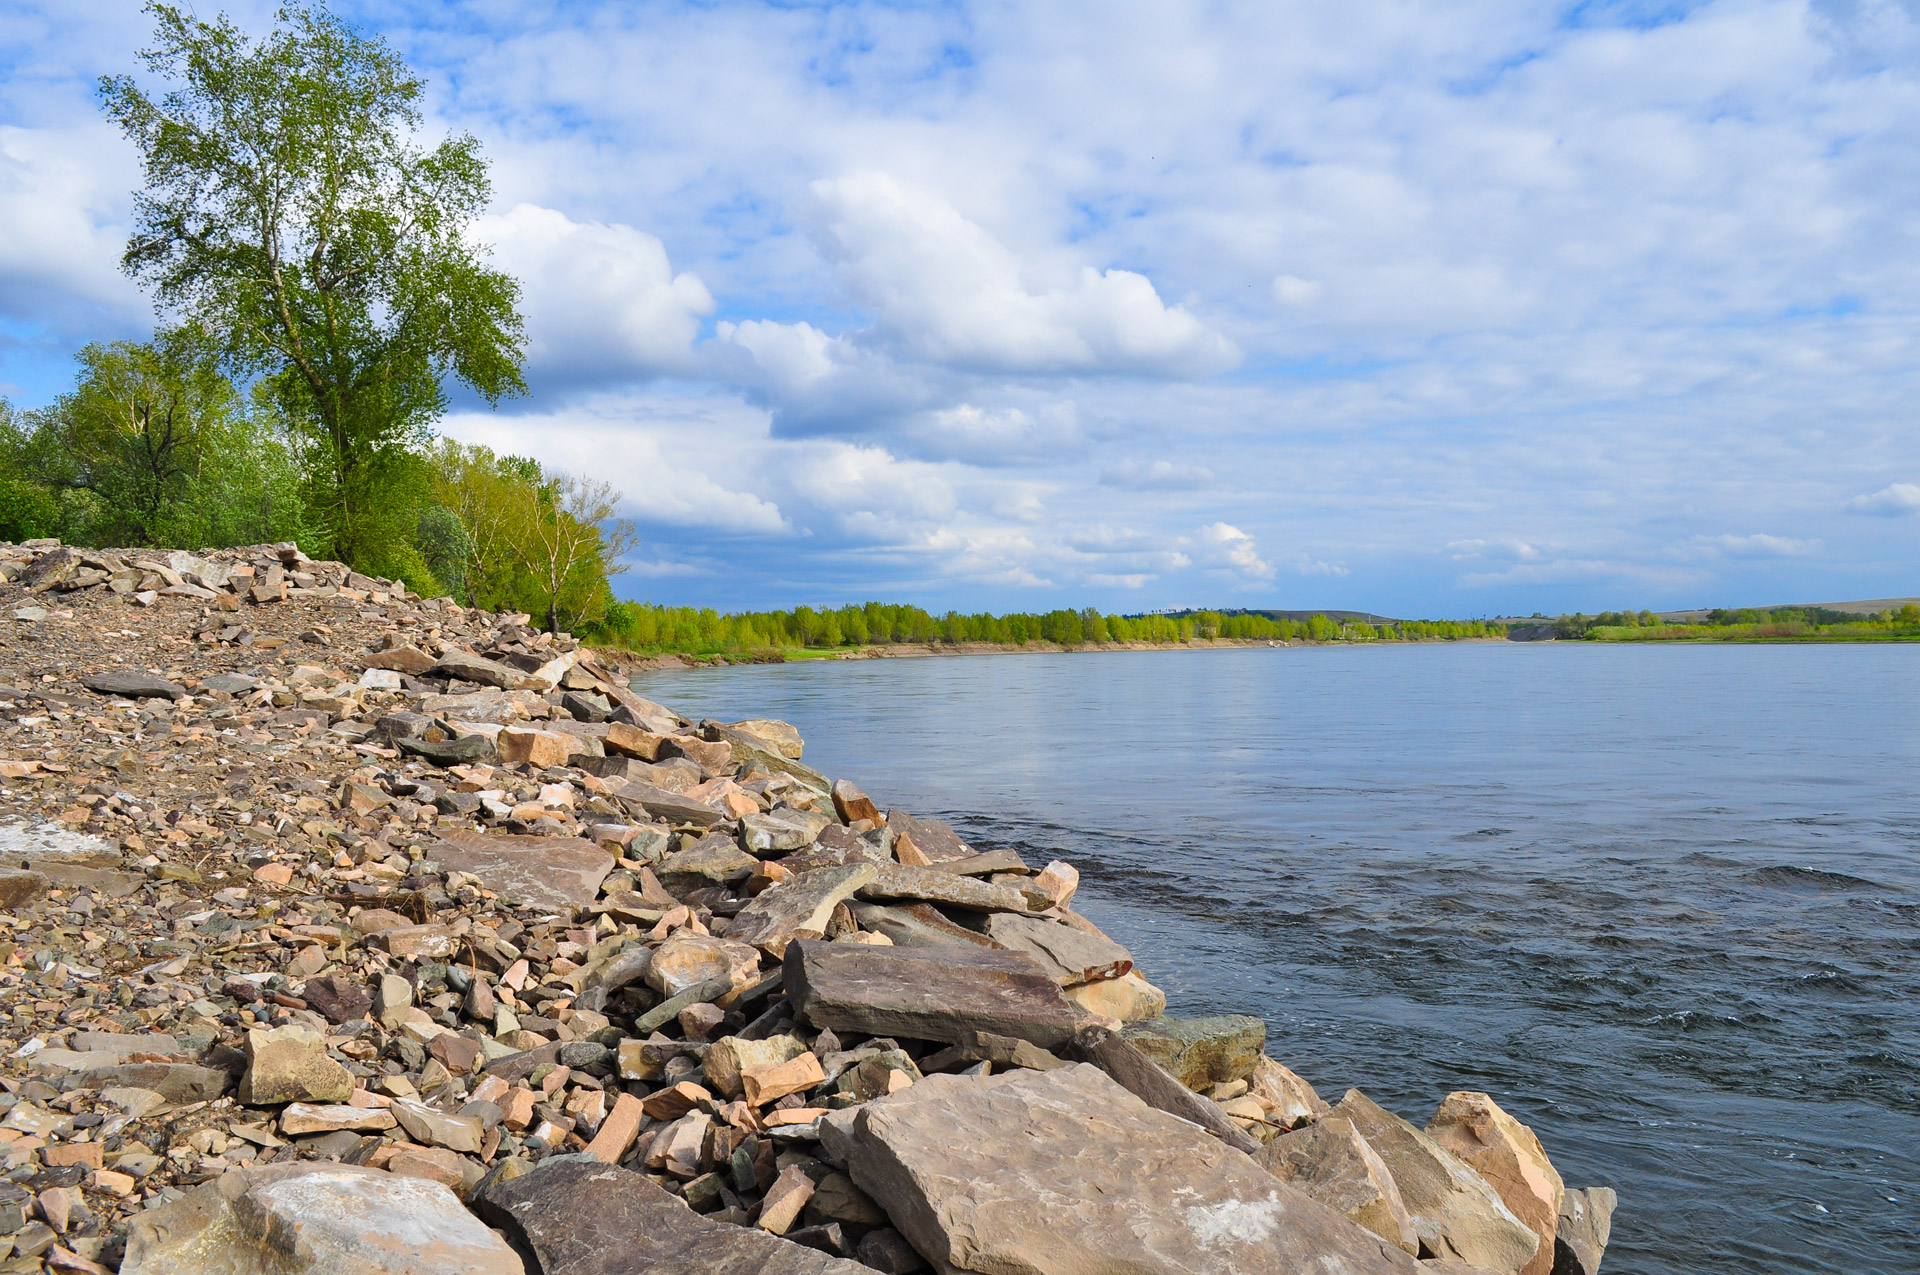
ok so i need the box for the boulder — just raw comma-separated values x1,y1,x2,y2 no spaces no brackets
81,670,183,700
398,734,495,764
475,1154,871,1274
731,718,805,759
1552,1187,1616,1275
857,862,1035,913
1259,1115,1418,1253
741,808,834,854
611,779,727,828
647,934,763,998
981,912,1132,985
237,1024,353,1105
785,938,1081,1049
1335,1089,1538,1275
1121,1014,1268,1089
884,810,973,864
429,651,526,690
703,1034,810,1100
363,644,438,675
122,1162,523,1275
831,779,880,824
849,900,1002,950
1066,1025,1263,1156
1427,1092,1564,1275
657,834,757,889
1065,970,1167,1021
727,864,878,957
826,1063,1419,1275
495,726,578,770
1249,1056,1330,1129
426,833,614,912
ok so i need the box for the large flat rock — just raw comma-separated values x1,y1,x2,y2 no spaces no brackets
727,863,877,956
476,1153,871,1274
123,1162,523,1275
427,832,614,911
0,820,144,896
609,778,727,828
826,1063,1419,1275
982,912,1132,985
785,938,1081,1048
857,862,1035,913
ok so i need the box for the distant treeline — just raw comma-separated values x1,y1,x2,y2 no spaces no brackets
594,601,1507,656
1554,605,1920,642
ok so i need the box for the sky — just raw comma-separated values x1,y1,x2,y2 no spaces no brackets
4,0,1920,618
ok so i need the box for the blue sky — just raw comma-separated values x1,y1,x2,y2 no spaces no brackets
5,0,1920,618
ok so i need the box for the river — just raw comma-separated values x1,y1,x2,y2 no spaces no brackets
631,642,1920,1274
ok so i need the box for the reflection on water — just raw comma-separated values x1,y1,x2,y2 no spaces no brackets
635,643,1920,1275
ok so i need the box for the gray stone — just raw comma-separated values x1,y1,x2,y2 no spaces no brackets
785,938,1081,1049
427,832,614,911
701,719,831,794
1259,1115,1419,1254
611,778,728,828
658,833,757,888
66,1063,229,1105
475,1154,871,1274
827,1063,1419,1275
1121,1014,1268,1089
201,672,259,695
1336,1089,1539,1275
982,912,1133,986
741,808,834,855
390,1097,484,1154
398,734,496,764
857,862,1035,913
122,1161,523,1275
81,669,184,700
884,810,974,864
1551,1187,1616,1275
429,651,526,690
728,864,878,957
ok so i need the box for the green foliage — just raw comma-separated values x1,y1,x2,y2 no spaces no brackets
100,1,525,569
1565,605,1920,643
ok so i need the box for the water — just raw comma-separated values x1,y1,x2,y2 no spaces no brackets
632,643,1920,1274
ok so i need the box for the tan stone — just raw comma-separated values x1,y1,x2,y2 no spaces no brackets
586,1093,645,1164
702,1034,809,1100
1259,1115,1418,1254
1249,1056,1331,1131
1064,969,1166,1021
731,719,804,759
238,1024,353,1105
1426,1092,1564,1275
757,1164,816,1235
497,726,576,769
741,1052,826,1106
279,1102,397,1136
645,934,763,998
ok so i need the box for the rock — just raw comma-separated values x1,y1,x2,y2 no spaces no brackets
828,1063,1418,1275
390,1097,485,1154
830,779,879,824
701,719,831,793
80,670,183,700
237,1024,354,1104
742,808,834,854
280,1103,398,1136
758,1163,816,1234
1121,1014,1268,1089
386,1145,472,1193
849,900,1001,950
586,1092,646,1163
201,672,259,694
398,734,495,764
658,834,757,888
300,976,373,1026
884,810,973,864
1065,1025,1263,1155
857,862,1035,913
785,938,1082,1049
1336,1090,1539,1275
496,726,578,769
426,832,613,911
122,1162,523,1275
1427,1092,1564,1275
741,1051,826,1106
731,718,805,759
476,1154,871,1274
728,864,878,957
1260,1115,1419,1253
703,1034,810,1100
611,779,727,828
0,867,49,908
1031,859,1079,908
983,912,1132,985
659,734,733,771
373,974,413,1030
371,923,461,962
1064,970,1166,1021
1249,1056,1330,1129
647,934,763,998
364,644,438,675
1551,1187,1616,1275
430,651,526,690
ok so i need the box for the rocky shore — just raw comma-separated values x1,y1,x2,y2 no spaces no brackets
0,539,1615,1275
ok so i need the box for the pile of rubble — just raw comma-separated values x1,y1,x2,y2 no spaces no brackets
0,539,1616,1275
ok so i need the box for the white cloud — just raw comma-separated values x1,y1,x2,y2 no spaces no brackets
0,123,143,337
1691,533,1821,559
478,203,714,381
807,174,1239,377
1197,522,1276,581
1848,482,1920,516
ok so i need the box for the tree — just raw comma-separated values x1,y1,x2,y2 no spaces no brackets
512,473,638,634
100,2,525,567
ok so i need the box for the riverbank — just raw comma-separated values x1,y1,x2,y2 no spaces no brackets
0,539,1614,1275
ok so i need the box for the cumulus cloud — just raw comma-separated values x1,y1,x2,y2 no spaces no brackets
0,124,144,350
1197,522,1276,581
478,203,714,382
1848,483,1920,516
806,174,1239,377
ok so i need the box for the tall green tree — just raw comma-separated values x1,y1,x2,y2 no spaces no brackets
99,2,525,567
